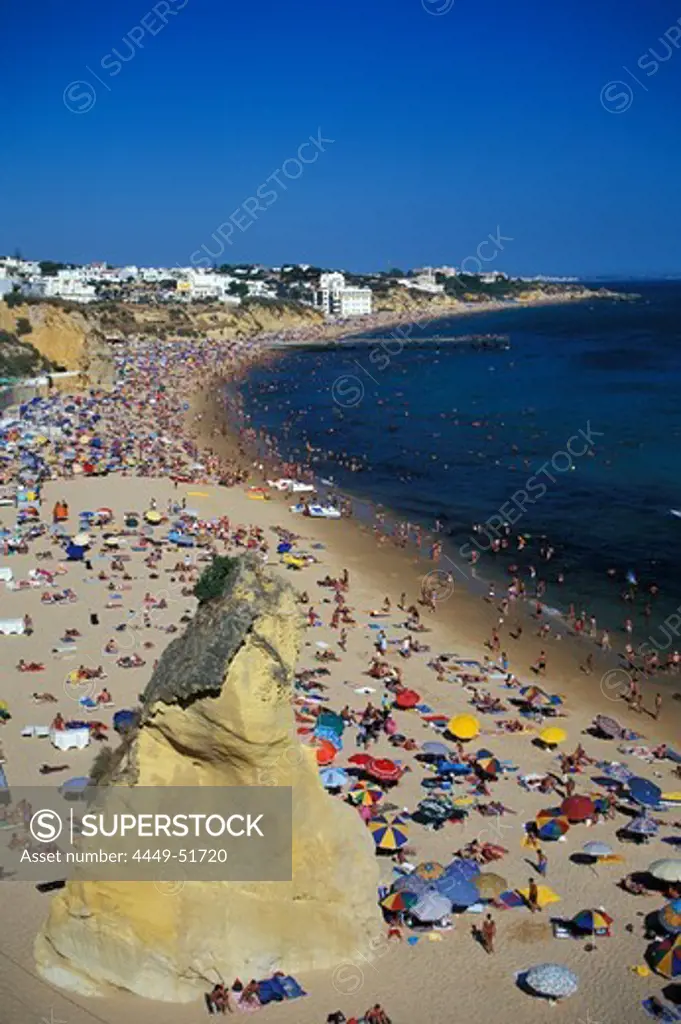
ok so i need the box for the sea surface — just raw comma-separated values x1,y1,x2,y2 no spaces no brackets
238,282,681,640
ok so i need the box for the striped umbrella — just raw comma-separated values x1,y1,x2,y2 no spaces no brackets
521,685,549,705
648,935,681,978
572,909,613,935
348,782,384,807
477,756,501,778
536,808,570,841
380,890,419,913
658,899,681,936
368,816,409,851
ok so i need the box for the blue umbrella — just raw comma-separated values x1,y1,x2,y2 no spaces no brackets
599,762,634,784
314,726,343,750
320,766,349,789
525,963,579,999
60,776,90,792
442,857,480,881
629,777,663,808
433,872,480,907
659,899,681,936
436,761,471,776
421,741,450,758
627,815,659,836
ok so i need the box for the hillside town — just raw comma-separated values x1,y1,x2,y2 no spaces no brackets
0,254,578,320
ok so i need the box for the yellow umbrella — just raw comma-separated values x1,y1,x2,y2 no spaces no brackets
539,726,567,746
447,714,480,740
517,884,561,908
144,510,162,524
0,700,9,712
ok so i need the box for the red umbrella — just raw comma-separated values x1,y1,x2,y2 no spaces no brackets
348,753,374,767
395,689,421,710
561,795,596,822
368,758,403,783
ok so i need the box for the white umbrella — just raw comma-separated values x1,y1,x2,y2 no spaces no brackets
411,889,452,923
649,859,681,884
525,963,579,998
72,532,91,547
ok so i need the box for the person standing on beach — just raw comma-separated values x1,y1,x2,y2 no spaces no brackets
527,877,541,913
481,913,496,954
653,692,662,720
536,847,548,877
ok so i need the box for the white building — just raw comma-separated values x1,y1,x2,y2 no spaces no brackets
399,267,444,294
175,270,241,304
316,272,372,318
246,280,277,300
43,271,97,304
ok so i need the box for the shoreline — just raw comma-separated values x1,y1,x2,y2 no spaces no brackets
191,357,681,749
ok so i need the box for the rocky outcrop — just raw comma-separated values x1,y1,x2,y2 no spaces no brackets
35,557,381,1002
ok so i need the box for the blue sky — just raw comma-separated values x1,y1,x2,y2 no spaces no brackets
1,0,679,276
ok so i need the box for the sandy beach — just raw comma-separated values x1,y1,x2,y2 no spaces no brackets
0,334,679,1024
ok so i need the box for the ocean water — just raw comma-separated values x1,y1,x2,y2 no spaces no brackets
238,282,681,637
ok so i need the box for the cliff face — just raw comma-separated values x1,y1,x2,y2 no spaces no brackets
35,557,381,1002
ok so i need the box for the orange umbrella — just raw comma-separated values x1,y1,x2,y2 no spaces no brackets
315,740,337,765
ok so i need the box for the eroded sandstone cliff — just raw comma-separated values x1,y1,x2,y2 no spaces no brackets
35,557,381,1001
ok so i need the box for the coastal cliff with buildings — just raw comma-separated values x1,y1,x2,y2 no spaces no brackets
0,255,631,390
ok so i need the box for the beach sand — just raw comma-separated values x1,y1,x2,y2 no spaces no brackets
1,472,679,1024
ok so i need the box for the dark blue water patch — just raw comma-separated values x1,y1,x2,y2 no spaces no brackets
238,282,681,629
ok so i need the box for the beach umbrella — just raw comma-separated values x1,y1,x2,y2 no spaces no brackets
475,872,508,899
539,726,567,746
59,776,91,793
594,714,623,738
659,899,681,936
314,726,343,749
316,710,345,736
583,841,614,859
395,689,420,710
600,761,634,784
476,756,501,778
436,760,471,776
572,909,613,935
649,860,681,884
348,753,373,767
380,890,419,913
525,963,579,999
315,740,337,766
367,758,402,783
432,872,480,908
443,858,480,881
72,532,91,547
392,874,430,895
320,766,349,789
561,795,596,822
144,510,162,524
447,714,480,740
648,935,681,978
421,741,450,758
521,685,548,705
368,817,409,851
629,777,663,808
411,889,452,923
348,783,384,807
626,814,659,836
414,861,446,881
537,817,570,841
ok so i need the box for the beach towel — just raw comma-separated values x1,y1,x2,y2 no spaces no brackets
498,890,525,908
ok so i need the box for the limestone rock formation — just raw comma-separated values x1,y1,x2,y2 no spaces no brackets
35,557,381,1001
